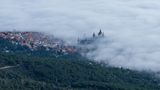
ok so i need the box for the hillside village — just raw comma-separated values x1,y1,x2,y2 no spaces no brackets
0,32,76,54
0,30,104,54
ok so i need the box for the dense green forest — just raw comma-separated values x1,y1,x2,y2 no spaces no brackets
0,38,160,90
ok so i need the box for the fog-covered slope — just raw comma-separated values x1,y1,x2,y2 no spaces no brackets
0,35,160,90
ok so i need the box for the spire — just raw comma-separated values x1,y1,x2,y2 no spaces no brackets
98,29,102,36
93,32,96,38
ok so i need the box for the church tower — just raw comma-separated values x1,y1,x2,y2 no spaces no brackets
93,32,96,38
98,29,104,37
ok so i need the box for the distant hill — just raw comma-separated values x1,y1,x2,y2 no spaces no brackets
0,32,160,90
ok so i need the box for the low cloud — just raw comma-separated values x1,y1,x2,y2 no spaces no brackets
1,0,160,72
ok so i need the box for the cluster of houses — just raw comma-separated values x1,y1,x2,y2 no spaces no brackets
0,30,104,54
0,32,76,54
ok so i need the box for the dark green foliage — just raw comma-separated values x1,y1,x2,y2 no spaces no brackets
0,38,160,90
0,53,159,90
0,38,29,52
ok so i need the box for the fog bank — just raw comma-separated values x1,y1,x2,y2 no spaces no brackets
1,0,160,72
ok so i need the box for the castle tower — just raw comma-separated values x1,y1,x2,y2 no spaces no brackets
98,29,102,36
93,32,96,38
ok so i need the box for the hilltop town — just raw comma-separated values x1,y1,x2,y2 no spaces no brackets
0,32,76,54
0,30,104,54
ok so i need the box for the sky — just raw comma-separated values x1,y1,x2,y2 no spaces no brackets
1,0,160,72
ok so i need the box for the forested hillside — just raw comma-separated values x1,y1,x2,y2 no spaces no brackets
0,37,160,90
